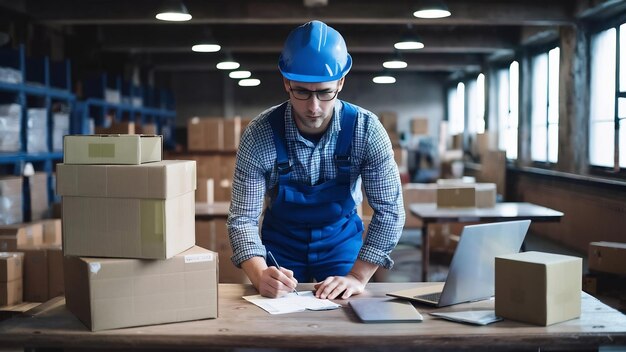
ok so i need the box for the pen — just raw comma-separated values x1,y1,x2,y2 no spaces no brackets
267,251,299,295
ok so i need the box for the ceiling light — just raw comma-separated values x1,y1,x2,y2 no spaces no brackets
229,70,252,79
383,60,407,69
192,44,221,52
216,60,240,70
373,75,396,84
239,78,261,87
413,1,451,19
156,1,192,22
394,29,424,50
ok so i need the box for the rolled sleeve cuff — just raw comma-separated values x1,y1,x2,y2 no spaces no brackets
357,244,394,269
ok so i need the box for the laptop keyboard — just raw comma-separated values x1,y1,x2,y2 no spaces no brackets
414,292,441,303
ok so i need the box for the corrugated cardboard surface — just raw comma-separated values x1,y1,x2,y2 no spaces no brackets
29,172,49,221
0,279,22,306
64,246,218,331
188,118,222,151
436,187,476,208
495,251,582,326
222,118,241,151
38,219,62,245
63,191,195,259
47,247,64,299
57,160,196,199
589,241,626,276
63,134,162,165
195,220,249,284
0,252,23,282
21,247,49,302
411,118,429,135
0,223,44,251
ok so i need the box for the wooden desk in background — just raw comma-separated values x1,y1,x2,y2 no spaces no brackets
195,201,230,220
410,202,564,282
0,283,624,351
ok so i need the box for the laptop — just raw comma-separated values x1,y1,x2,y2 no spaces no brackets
387,220,530,307
349,297,423,323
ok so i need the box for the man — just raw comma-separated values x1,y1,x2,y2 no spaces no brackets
227,20,404,300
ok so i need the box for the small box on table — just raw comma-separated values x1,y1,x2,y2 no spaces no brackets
495,251,582,326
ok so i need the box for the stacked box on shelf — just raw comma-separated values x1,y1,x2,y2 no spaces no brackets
0,222,43,251
0,104,21,152
0,176,23,225
26,108,48,153
0,252,24,306
59,134,218,331
29,172,49,221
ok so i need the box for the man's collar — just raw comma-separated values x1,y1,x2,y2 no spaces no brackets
284,100,343,142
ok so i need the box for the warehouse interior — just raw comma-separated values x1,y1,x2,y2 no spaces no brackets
0,0,625,350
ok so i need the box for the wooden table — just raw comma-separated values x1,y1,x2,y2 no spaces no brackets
409,202,564,281
0,283,624,351
195,201,229,220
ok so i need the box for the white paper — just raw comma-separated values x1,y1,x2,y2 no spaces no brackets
243,291,341,315
430,310,502,325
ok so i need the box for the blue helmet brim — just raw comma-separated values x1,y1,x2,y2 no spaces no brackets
279,55,352,83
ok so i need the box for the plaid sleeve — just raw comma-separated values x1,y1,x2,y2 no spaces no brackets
356,112,405,269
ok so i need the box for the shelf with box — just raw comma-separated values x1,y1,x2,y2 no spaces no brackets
0,45,75,224
77,73,177,149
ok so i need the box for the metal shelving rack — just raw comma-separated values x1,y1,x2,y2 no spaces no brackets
78,73,177,149
0,44,75,221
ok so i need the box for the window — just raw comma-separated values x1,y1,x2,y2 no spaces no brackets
589,24,626,171
530,47,560,163
496,62,519,160
467,73,485,135
447,82,465,135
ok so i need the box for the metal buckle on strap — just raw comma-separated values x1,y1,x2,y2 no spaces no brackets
277,161,292,174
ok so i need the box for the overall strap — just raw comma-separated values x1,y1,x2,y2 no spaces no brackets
334,101,358,183
268,102,292,177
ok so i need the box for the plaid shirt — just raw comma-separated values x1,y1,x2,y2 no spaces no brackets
227,100,405,269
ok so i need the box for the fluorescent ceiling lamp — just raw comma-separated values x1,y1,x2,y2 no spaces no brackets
383,60,408,69
239,78,261,87
394,39,424,50
216,61,240,70
192,44,221,52
413,2,451,19
373,75,396,84
156,1,192,21
229,70,252,79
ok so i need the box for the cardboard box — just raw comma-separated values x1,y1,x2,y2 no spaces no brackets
21,247,48,302
15,246,63,302
38,218,62,245
64,246,218,331
411,118,429,135
402,183,438,228
0,279,22,306
58,160,196,259
63,134,162,165
195,220,249,284
47,246,64,299
588,241,626,276
0,252,23,282
196,178,215,203
188,117,222,151
94,121,135,135
223,117,241,151
437,186,476,208
378,111,398,133
0,223,43,251
495,251,582,326
436,183,496,208
29,172,49,221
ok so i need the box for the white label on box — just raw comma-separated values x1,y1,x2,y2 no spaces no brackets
185,253,214,263
89,262,101,274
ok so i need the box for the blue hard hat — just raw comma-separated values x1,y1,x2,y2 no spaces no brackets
278,20,352,83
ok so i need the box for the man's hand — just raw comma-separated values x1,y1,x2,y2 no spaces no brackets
313,273,366,299
258,266,299,298
313,259,379,299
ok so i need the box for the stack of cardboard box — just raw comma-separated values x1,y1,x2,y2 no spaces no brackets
57,134,218,331
0,253,23,306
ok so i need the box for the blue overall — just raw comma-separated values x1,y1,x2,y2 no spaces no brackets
261,101,364,282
